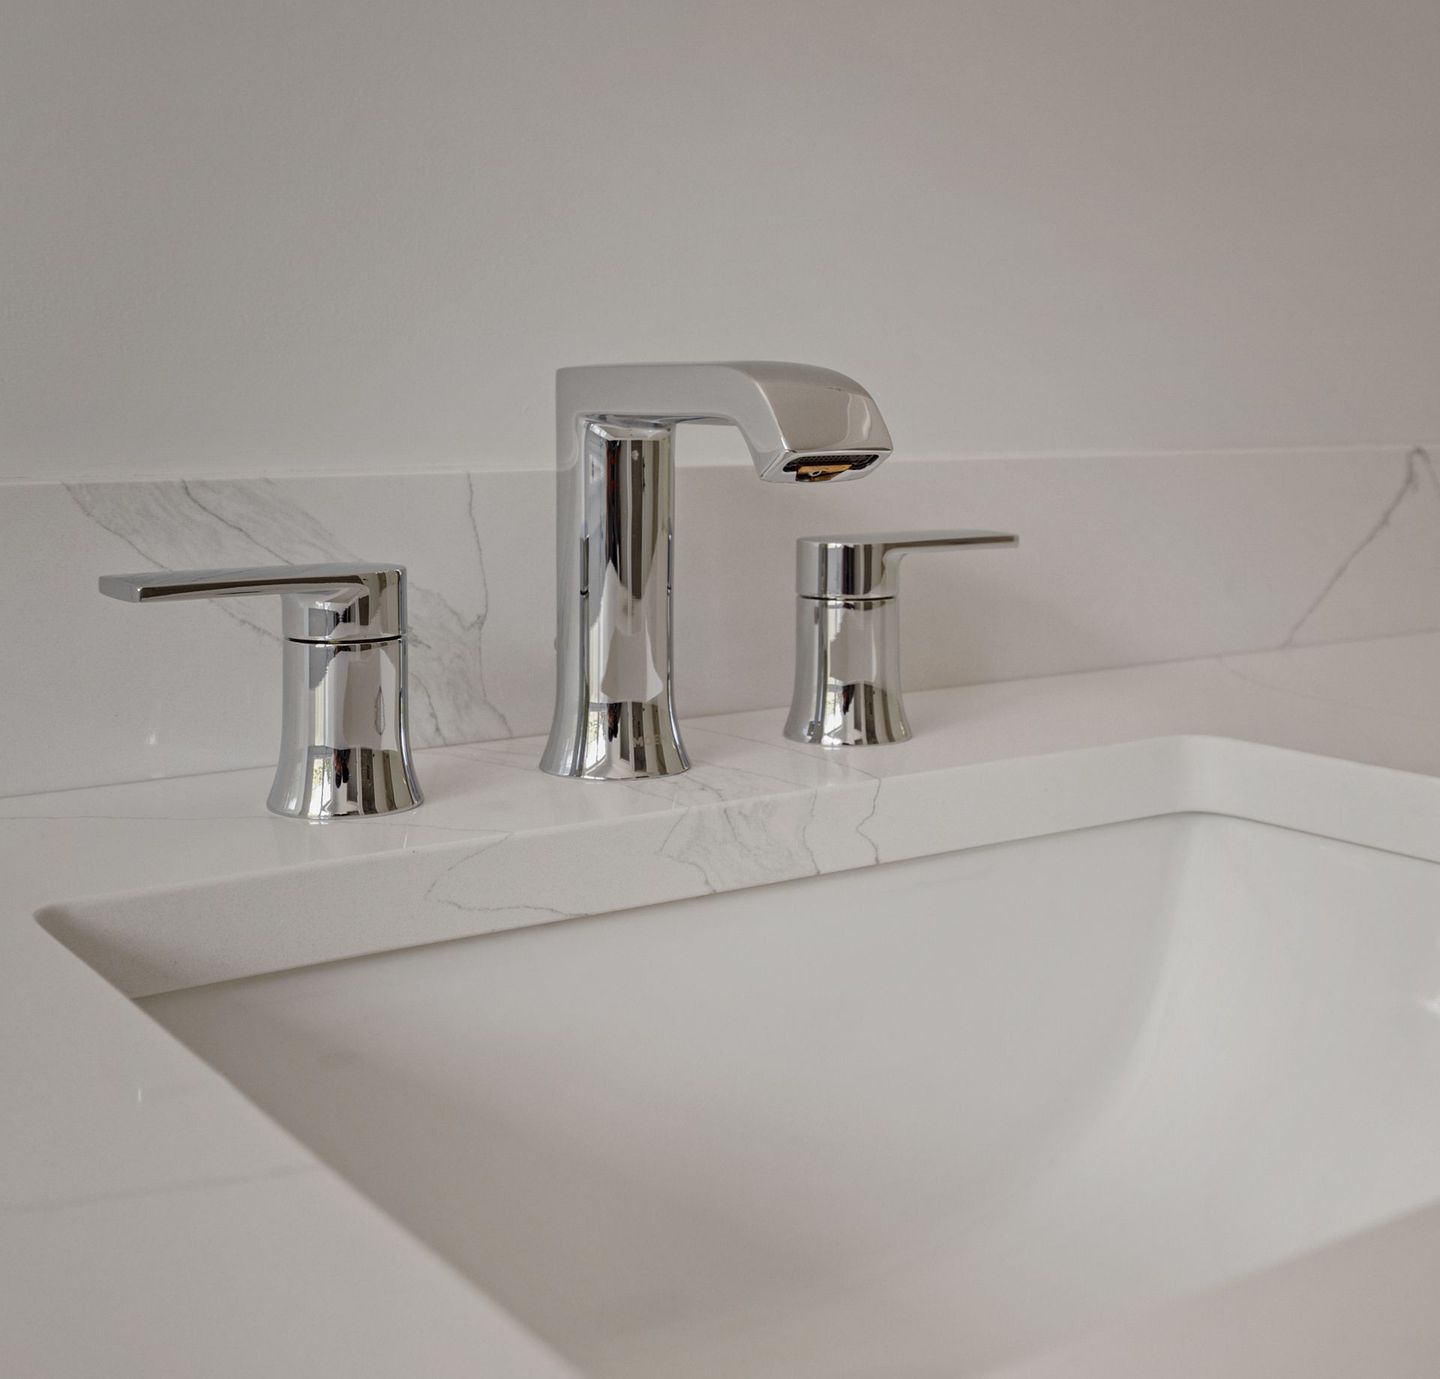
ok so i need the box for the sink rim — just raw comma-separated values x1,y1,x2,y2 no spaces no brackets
137,804,1440,1379
37,733,1440,1002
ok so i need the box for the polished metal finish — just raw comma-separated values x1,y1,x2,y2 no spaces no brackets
796,530,1019,600
541,362,894,780
785,530,1017,747
99,564,406,641
100,563,421,819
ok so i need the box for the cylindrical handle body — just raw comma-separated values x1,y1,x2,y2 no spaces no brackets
784,596,911,747
269,639,420,818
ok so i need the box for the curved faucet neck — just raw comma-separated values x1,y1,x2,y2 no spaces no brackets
556,361,892,481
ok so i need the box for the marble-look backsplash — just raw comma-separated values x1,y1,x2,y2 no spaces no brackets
3,446,1437,798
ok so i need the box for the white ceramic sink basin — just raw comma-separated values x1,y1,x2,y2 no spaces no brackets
141,810,1440,1378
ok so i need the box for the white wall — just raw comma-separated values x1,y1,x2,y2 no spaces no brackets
5,0,1438,481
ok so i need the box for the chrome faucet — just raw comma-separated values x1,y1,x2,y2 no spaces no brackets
784,531,1017,747
99,564,422,819
541,361,887,783
540,362,894,780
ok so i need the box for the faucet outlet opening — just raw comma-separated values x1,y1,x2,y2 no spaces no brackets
782,452,885,482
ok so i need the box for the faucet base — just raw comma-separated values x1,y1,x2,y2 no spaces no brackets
539,698,690,780
268,746,424,819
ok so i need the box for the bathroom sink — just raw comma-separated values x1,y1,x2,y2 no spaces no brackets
141,809,1440,1379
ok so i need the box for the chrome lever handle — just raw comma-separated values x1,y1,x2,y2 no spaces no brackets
796,530,1018,600
99,562,406,642
786,528,1018,748
98,562,421,820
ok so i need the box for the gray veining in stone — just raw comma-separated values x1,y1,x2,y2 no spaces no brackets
1283,447,1439,648
3,446,1439,798
67,475,513,747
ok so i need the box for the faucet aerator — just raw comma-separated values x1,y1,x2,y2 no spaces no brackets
780,452,886,482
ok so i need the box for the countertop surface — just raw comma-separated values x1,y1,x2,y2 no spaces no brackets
7,629,1440,1377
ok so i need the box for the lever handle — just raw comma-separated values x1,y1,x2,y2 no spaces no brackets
796,530,1017,599
786,528,1018,747
98,561,420,817
99,563,407,642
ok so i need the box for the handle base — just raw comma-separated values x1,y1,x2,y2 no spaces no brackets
784,685,913,748
267,745,423,820
784,597,914,748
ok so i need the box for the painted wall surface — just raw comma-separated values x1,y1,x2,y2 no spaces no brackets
5,0,1439,481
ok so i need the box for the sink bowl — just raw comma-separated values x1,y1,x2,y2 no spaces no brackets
141,810,1440,1378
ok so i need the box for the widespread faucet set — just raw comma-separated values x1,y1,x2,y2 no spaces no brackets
100,362,1015,819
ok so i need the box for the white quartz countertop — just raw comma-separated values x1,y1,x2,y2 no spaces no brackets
7,630,1440,1377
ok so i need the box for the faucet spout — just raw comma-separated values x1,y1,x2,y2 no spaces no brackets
540,362,894,780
